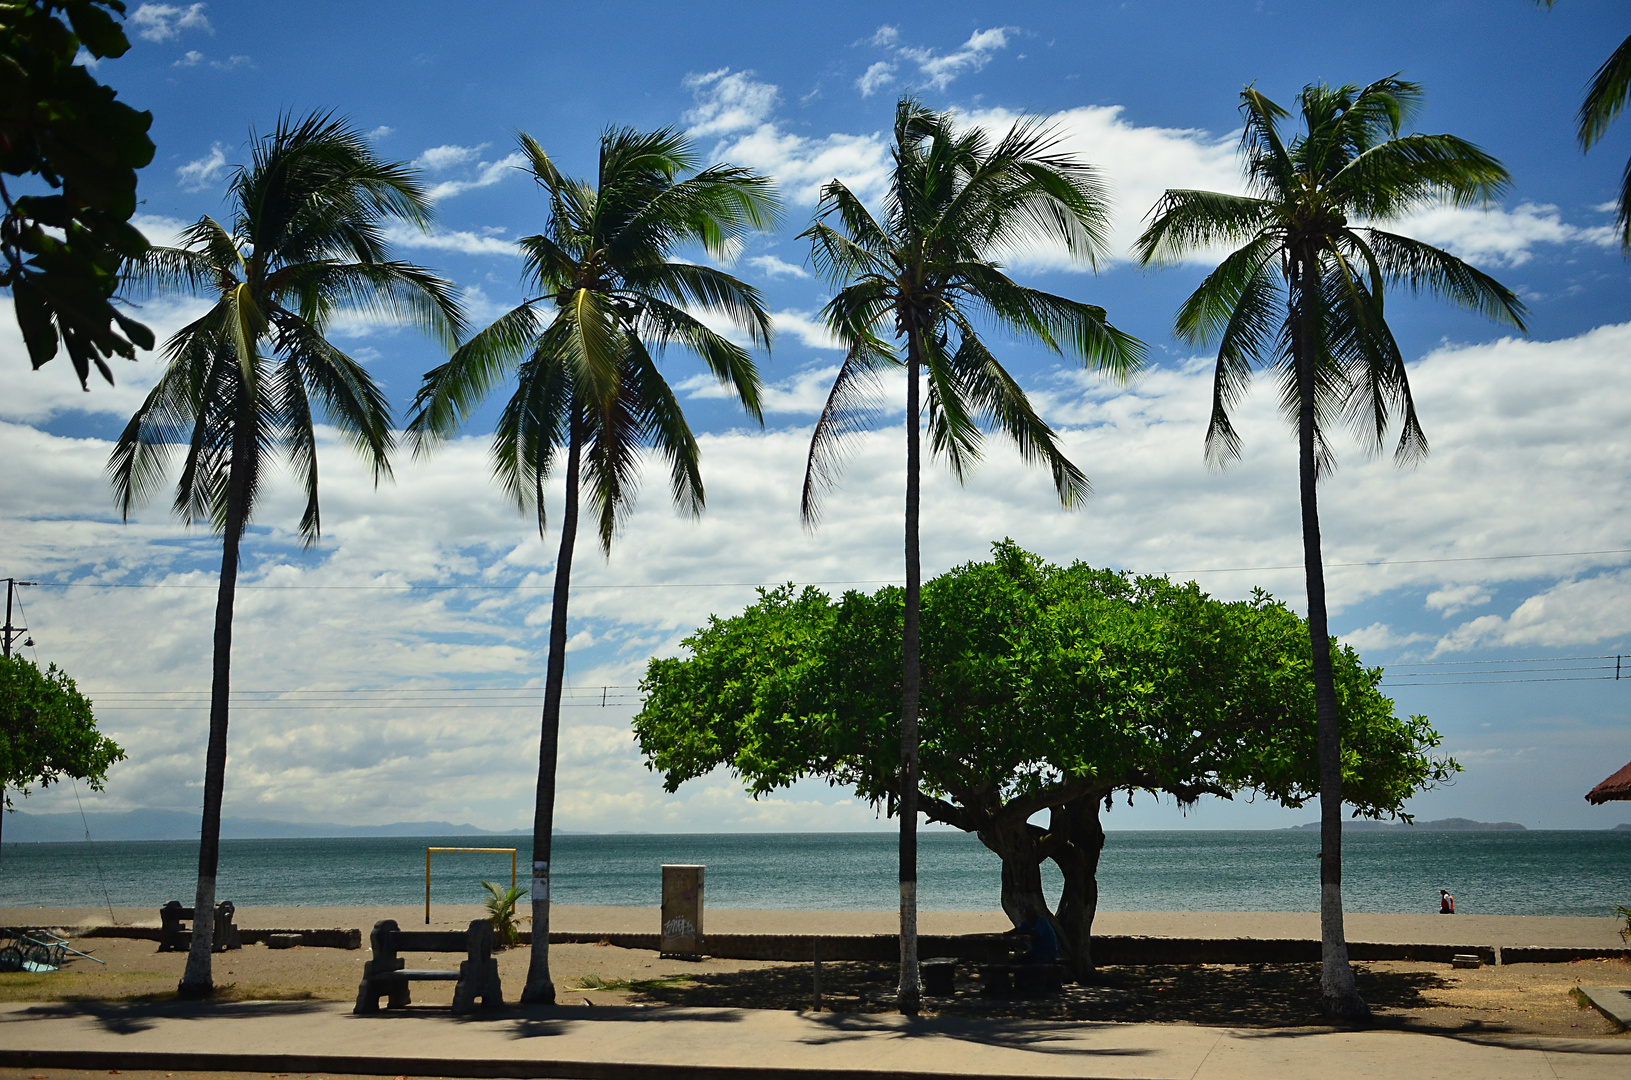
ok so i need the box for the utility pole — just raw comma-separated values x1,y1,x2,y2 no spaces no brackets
2,578,36,659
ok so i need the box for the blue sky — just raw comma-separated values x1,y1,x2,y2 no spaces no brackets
5,1,1631,834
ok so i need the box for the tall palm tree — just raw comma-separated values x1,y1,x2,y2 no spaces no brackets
109,113,463,998
1537,1,1631,250
1134,78,1526,1017
407,127,778,1004
800,96,1143,1014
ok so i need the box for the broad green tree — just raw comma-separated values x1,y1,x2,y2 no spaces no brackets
0,0,156,385
799,96,1142,1012
110,114,462,997
635,542,1456,980
408,127,777,1005
0,653,125,857
1537,2,1631,250
1134,78,1525,1017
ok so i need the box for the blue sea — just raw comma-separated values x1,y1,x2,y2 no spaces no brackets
2,830,1628,918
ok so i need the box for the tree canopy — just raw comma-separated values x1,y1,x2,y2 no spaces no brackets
0,0,155,387
635,541,1456,973
0,652,122,810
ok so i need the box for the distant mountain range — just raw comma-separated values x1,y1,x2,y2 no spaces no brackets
0,808,528,843
1287,817,1527,832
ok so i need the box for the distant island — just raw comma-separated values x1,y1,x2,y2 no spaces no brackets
1287,817,1526,832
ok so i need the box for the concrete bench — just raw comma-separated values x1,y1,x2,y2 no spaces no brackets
157,900,241,953
978,961,1066,997
353,918,502,1014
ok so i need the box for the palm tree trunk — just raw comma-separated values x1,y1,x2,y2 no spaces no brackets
1291,250,1368,1019
178,421,251,999
897,333,922,1016
521,407,582,1005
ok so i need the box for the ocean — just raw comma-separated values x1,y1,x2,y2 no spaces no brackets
3,830,1628,918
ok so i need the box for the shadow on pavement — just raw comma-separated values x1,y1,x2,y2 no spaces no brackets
795,1012,1159,1057
624,960,1448,1028
0,998,330,1035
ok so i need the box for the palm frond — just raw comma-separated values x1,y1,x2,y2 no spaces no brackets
633,295,764,422
1361,229,1527,329
1579,33,1631,150
408,303,543,450
1134,191,1275,267
800,334,896,527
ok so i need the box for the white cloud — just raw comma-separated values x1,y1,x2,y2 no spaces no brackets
131,213,191,248
209,54,251,71
1435,570,1631,654
460,284,516,325
676,362,844,415
868,25,899,47
683,69,780,138
175,143,228,192
382,222,517,257
1340,623,1432,651
771,309,843,351
414,143,487,172
897,27,1013,91
1425,583,1492,617
366,126,395,142
1393,202,1619,267
172,49,202,67
130,3,210,43
681,69,892,205
422,151,527,201
746,254,808,279
856,61,896,98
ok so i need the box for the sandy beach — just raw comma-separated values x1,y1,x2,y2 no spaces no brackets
1,904,1625,1037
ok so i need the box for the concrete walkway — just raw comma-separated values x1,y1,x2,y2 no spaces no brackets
0,1000,1626,1080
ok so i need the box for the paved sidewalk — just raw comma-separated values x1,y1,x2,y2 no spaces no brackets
0,1000,1626,1080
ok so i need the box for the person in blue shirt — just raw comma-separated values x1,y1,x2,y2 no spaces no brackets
1012,915,1058,964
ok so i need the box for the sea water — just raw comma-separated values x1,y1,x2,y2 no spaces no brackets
3,830,1628,917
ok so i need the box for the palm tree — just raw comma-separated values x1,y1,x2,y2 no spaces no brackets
800,96,1143,1014
109,113,463,998
1537,1,1631,250
1134,78,1526,1017
407,127,778,1004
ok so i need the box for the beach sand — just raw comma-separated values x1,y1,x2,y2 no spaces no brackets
0,905,1625,1036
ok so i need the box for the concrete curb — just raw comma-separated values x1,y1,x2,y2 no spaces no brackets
80,925,361,949
535,931,1630,966
69,926,1631,965
1578,985,1631,1031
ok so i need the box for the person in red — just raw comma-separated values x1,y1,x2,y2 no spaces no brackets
1440,889,1456,914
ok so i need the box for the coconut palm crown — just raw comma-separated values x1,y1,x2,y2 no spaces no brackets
108,112,464,998
407,126,779,1004
800,96,1143,1014
1134,77,1526,1017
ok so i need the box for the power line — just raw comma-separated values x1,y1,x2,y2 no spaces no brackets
20,545,1631,592
1380,675,1620,686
